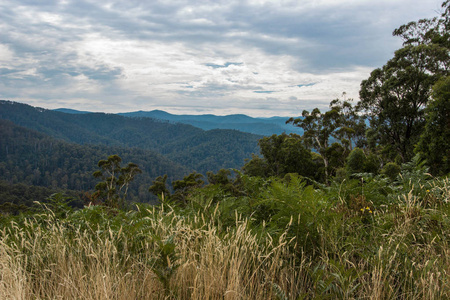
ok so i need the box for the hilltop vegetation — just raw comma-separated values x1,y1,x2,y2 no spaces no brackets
0,2,449,299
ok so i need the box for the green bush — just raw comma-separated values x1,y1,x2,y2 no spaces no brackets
381,162,401,181
346,148,366,175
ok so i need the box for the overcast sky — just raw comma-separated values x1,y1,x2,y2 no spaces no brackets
0,0,444,117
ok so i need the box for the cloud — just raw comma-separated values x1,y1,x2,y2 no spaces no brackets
0,0,444,116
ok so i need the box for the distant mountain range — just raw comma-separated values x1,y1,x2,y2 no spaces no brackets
1,100,261,174
0,100,308,204
1,100,270,203
54,108,303,136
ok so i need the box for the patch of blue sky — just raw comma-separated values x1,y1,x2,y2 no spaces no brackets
205,62,243,69
297,83,316,88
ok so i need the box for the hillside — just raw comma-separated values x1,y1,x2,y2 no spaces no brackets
0,119,190,203
1,101,261,174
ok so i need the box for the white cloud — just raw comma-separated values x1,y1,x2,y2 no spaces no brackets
0,44,14,63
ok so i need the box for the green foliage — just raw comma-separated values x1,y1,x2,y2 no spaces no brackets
1,168,450,299
358,1,449,163
344,147,383,178
255,174,331,256
149,235,180,297
398,155,433,196
171,172,204,205
417,76,450,175
381,162,401,181
346,148,366,176
0,180,83,214
241,154,269,177
160,129,260,173
206,168,232,186
287,108,337,152
363,153,381,174
324,142,347,178
41,193,74,219
393,1,449,62
309,259,365,299
92,154,142,208
329,97,367,150
287,98,365,183
148,174,171,201
358,51,435,162
243,133,317,179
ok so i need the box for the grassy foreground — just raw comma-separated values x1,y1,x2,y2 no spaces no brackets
1,173,449,299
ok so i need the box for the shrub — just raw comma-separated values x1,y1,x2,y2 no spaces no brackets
346,148,366,175
381,162,401,181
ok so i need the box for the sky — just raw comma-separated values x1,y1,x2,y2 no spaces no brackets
0,0,444,117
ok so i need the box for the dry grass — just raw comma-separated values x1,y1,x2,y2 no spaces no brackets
0,208,306,299
1,178,449,299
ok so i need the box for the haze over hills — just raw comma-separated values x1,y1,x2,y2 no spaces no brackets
54,108,303,136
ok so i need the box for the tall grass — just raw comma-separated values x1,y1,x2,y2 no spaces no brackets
1,176,449,299
0,205,305,299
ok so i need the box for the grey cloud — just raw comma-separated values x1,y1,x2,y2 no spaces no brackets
2,0,432,72
176,85,231,98
36,65,123,81
81,66,123,81
0,0,443,116
0,68,20,75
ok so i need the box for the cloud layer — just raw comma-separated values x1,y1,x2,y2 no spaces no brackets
0,0,444,116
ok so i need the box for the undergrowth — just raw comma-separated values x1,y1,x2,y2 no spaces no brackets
1,173,449,299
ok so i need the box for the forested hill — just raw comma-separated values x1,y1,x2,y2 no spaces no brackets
0,100,261,174
1,100,204,147
0,119,190,203
117,110,303,136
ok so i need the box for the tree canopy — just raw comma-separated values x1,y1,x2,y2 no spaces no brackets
358,1,449,162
